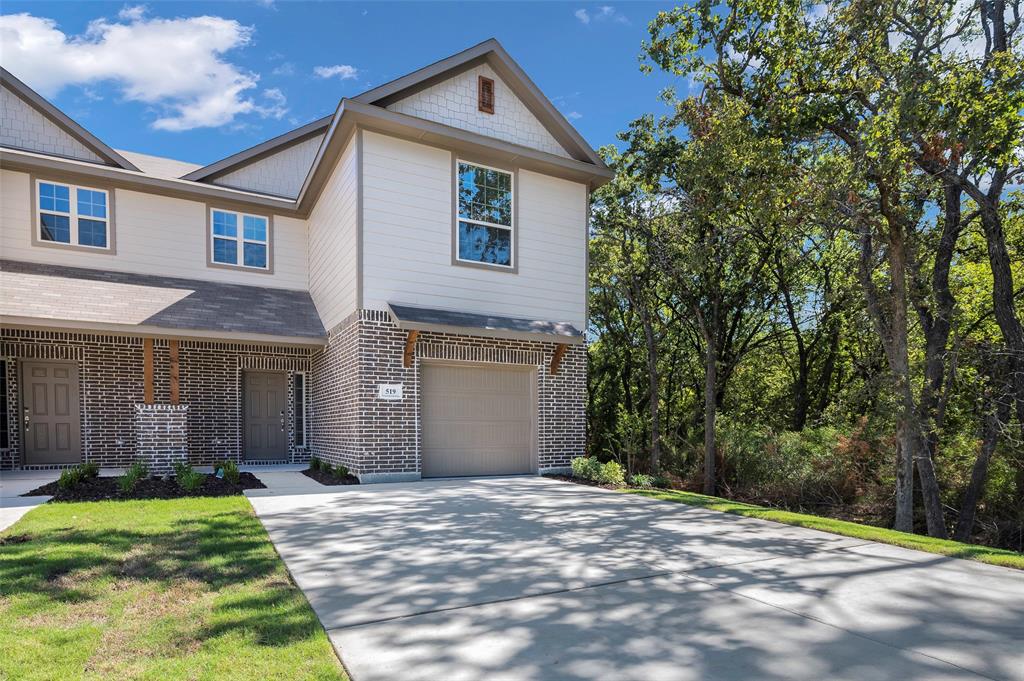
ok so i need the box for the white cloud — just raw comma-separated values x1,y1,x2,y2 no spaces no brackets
271,62,295,76
575,6,629,26
256,87,287,119
313,64,358,80
117,5,147,22
567,111,582,120
0,11,284,131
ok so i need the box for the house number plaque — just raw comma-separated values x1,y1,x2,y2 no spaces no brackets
378,384,403,400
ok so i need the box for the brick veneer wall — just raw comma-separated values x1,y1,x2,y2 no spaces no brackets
134,404,189,475
307,309,587,480
1,329,313,468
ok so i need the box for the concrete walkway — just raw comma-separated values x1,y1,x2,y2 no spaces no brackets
248,475,1024,681
0,469,58,531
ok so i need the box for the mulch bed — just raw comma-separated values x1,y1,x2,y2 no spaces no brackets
22,472,266,502
301,468,360,486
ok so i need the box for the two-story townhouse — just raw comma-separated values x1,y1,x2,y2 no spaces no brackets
0,39,612,481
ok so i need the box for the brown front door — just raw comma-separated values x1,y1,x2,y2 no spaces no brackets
22,360,82,465
243,371,287,460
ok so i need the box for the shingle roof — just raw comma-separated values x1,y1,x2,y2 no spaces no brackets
0,260,325,342
387,302,582,344
116,150,202,180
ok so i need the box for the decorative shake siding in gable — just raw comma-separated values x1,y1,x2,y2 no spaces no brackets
385,63,570,158
0,85,104,163
0,329,314,469
212,133,326,199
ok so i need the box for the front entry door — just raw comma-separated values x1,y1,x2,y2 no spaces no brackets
22,361,82,465
243,371,287,460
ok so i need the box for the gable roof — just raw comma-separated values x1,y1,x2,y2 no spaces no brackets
0,66,141,172
180,114,332,183
353,39,604,167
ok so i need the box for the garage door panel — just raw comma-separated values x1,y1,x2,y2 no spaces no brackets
421,363,535,477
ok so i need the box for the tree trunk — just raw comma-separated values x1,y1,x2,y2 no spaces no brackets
703,337,717,495
954,410,1000,542
637,300,662,473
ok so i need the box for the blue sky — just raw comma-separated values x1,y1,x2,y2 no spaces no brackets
0,1,681,166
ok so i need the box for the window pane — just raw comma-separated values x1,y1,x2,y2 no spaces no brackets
40,213,71,243
458,221,511,266
213,237,237,264
39,182,70,213
243,215,267,242
212,210,237,237
78,219,107,247
243,242,267,268
293,374,305,446
458,163,511,226
77,188,107,218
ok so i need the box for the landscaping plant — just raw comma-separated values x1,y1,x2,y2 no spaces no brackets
56,467,83,491
173,462,205,492
218,459,241,485
118,461,149,493
309,456,322,472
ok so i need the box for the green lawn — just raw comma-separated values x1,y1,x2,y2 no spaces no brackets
0,497,347,681
625,488,1024,570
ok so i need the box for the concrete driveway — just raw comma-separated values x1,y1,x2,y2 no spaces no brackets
247,476,1024,681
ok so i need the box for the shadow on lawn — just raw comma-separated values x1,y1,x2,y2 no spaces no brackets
0,503,321,649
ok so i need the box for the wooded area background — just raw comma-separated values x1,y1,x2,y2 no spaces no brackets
586,0,1023,549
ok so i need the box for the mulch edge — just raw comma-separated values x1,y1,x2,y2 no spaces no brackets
301,468,360,486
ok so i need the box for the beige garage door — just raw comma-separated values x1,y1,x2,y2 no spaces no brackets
421,363,535,477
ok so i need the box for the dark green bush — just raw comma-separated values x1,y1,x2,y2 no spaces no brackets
57,467,83,490
628,473,655,488
334,464,349,478
218,459,241,485
80,462,100,479
173,462,204,492
309,456,322,472
118,461,149,493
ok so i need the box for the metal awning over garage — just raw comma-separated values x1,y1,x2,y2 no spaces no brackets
386,302,583,345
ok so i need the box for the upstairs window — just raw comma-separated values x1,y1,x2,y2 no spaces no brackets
36,180,111,250
209,208,270,270
456,161,513,269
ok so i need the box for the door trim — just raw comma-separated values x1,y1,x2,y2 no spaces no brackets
418,359,538,476
19,359,83,466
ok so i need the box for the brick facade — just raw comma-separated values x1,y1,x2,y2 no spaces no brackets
1,316,586,476
307,310,586,481
134,404,188,475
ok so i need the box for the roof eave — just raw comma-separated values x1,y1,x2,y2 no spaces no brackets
0,66,142,172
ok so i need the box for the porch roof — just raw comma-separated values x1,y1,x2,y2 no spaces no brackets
0,260,326,345
387,302,583,344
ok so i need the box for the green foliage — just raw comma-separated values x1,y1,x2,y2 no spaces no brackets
333,464,350,479
571,456,602,481
218,459,241,485
309,456,322,472
173,462,205,492
56,467,83,491
628,473,656,489
80,462,100,479
570,456,625,487
118,461,149,494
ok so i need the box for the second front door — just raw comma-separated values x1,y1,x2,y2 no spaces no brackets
243,371,287,460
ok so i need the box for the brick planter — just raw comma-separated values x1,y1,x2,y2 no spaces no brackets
134,404,189,476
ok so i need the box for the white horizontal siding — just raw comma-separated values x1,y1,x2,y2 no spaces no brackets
307,135,359,330
360,131,586,329
0,169,308,290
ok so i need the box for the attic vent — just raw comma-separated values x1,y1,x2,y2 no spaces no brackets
478,76,495,114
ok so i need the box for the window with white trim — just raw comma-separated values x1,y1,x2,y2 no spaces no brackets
210,208,269,269
36,180,110,249
293,372,307,447
456,161,513,268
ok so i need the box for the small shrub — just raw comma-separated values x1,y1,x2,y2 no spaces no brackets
596,460,625,486
571,456,601,481
628,473,655,489
173,462,205,492
118,461,149,493
80,462,100,479
57,467,84,491
652,474,671,489
218,459,240,485
334,464,350,479
309,456,322,472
